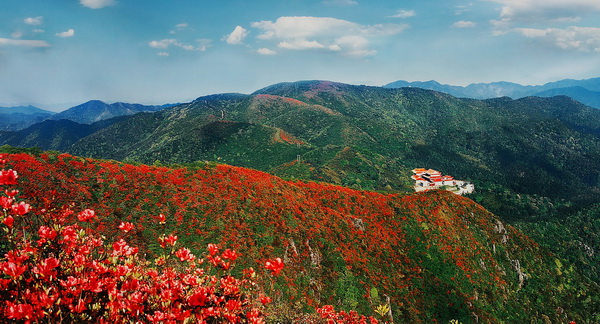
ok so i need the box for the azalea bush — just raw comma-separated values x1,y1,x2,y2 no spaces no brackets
0,154,379,323
0,155,281,323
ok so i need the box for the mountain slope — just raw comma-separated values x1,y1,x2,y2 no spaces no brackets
0,118,125,151
4,152,598,322
48,100,173,124
534,86,600,109
68,81,600,203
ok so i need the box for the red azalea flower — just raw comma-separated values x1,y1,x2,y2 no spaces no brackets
69,298,87,313
3,216,14,228
264,257,284,275
5,301,33,320
175,247,195,262
77,209,96,222
33,257,60,278
157,213,166,224
220,261,231,270
0,196,13,209
222,248,239,261
226,299,242,312
0,169,18,185
11,202,30,216
259,295,272,305
208,243,219,256
38,226,57,240
112,239,138,256
61,226,78,242
158,234,178,248
118,221,134,232
4,189,18,197
1,261,27,278
188,289,209,307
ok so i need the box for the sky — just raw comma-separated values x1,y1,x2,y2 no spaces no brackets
1,0,600,110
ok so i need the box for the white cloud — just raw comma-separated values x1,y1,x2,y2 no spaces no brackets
33,29,45,33
178,44,194,51
225,26,249,45
196,39,212,52
175,23,189,30
149,38,209,52
278,39,326,50
250,16,407,58
24,16,43,25
11,31,23,39
390,10,416,19
455,4,474,15
335,35,375,57
56,29,75,38
491,0,600,26
80,0,116,9
170,23,190,34
0,38,50,48
322,0,358,6
257,48,277,55
157,52,170,57
453,21,477,28
149,39,176,49
515,26,600,52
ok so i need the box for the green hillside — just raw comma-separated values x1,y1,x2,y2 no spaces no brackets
3,152,598,322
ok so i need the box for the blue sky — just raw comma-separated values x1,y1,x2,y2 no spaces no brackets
1,0,600,110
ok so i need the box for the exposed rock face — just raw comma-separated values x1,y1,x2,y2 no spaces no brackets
352,217,365,231
494,220,509,244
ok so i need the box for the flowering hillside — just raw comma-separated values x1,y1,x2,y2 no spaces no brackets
1,153,597,322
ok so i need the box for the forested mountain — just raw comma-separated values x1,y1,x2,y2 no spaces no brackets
533,86,600,109
2,152,597,322
0,118,124,152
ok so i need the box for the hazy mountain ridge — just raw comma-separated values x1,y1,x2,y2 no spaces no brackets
0,105,55,131
384,77,600,108
47,100,175,124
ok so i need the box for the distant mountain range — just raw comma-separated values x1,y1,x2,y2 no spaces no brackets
0,100,175,132
0,105,55,131
384,77,600,108
47,100,175,124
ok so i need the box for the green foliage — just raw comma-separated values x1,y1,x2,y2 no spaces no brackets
0,144,42,155
336,268,361,311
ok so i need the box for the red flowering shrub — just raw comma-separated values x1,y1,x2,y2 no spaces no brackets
264,257,284,276
0,155,278,323
317,305,379,324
